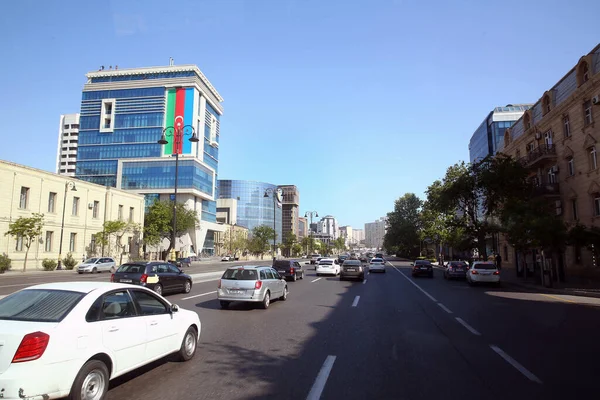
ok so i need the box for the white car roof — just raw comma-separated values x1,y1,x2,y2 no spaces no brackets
225,265,265,270
20,281,135,294
319,258,336,262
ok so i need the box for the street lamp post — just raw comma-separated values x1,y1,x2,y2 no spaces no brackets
157,122,199,261
57,181,77,270
304,211,319,255
264,188,282,259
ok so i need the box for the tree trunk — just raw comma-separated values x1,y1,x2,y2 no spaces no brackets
23,247,29,272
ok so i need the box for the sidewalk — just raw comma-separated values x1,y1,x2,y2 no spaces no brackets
500,269,600,299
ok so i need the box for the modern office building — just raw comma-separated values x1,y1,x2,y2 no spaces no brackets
500,43,600,281
352,229,365,245
74,63,224,256
0,160,145,270
469,104,533,164
317,215,339,239
56,114,80,176
365,218,386,249
298,216,308,238
217,180,282,244
339,225,353,247
278,185,300,240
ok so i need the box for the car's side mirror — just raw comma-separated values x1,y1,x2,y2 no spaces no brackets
170,304,179,313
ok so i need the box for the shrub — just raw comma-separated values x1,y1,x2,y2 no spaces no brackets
42,258,57,271
63,253,77,270
0,254,11,273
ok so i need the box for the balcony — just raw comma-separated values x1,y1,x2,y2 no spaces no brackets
532,181,560,197
522,144,557,168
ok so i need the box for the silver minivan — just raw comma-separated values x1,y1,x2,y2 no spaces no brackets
217,266,288,309
77,257,116,274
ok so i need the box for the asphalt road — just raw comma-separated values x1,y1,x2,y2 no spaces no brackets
2,258,599,399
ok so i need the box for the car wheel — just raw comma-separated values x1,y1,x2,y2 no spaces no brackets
292,273,297,282
220,300,230,309
261,291,270,309
68,359,109,400
183,280,192,294
280,286,288,301
175,326,198,362
78,271,83,274
92,267,97,274
154,284,163,296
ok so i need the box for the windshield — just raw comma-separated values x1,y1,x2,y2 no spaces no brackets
415,260,431,265
474,263,496,270
83,258,99,264
319,260,333,265
222,268,258,280
0,289,84,322
371,258,383,263
116,264,146,273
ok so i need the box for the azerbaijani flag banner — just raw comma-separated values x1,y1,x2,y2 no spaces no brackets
164,88,195,155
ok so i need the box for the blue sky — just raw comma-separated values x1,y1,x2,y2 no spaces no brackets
0,0,599,229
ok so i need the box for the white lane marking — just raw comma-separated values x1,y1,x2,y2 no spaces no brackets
311,278,322,283
307,355,337,400
393,266,438,302
437,303,453,314
351,296,360,307
362,279,367,285
490,345,543,384
181,291,217,300
455,317,481,336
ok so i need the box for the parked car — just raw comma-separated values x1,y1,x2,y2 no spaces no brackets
221,255,233,261
411,260,434,278
169,257,192,269
466,261,500,286
111,261,193,296
444,261,469,280
369,257,386,273
77,257,116,274
217,266,288,309
310,254,322,265
273,259,305,281
0,282,200,400
316,258,340,276
340,259,365,281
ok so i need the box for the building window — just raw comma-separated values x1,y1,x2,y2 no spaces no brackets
542,94,551,115
129,207,134,222
548,168,557,184
90,234,96,250
118,205,123,221
572,199,578,221
100,99,115,132
584,100,593,126
544,131,553,147
524,113,531,130
48,192,56,213
72,197,80,216
503,245,508,260
563,115,571,137
594,195,600,216
69,233,77,252
590,147,597,170
580,62,590,84
527,142,535,153
15,235,23,251
567,157,575,176
93,201,99,219
19,187,29,209
515,149,521,159
45,231,53,252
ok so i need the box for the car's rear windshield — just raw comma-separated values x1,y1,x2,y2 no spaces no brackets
371,258,383,263
319,260,333,265
116,264,146,273
0,289,84,322
343,261,361,265
178,258,190,262
450,262,467,267
83,258,99,263
475,263,496,269
415,260,431,265
273,261,289,268
222,268,258,280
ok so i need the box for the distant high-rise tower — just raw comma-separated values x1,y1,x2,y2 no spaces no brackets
56,114,80,176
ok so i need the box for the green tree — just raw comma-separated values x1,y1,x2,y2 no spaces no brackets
419,201,455,260
301,236,316,255
143,200,199,259
292,243,303,257
333,237,346,254
248,225,276,259
4,213,44,272
224,230,248,258
97,220,141,264
281,232,297,257
384,193,423,257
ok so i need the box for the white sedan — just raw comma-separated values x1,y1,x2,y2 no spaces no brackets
0,282,201,400
316,258,340,276
466,261,500,286
369,257,386,273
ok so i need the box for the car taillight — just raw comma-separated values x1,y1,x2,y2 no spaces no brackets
12,332,50,363
218,279,222,289
290,267,295,274
140,274,148,283
471,270,478,274
110,273,115,282
493,271,500,275
448,267,453,271
255,280,262,289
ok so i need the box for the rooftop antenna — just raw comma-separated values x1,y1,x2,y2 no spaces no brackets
169,57,174,66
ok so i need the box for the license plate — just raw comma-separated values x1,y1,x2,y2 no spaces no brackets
120,279,132,283
230,290,244,294
346,268,356,272
456,268,463,271
420,267,428,270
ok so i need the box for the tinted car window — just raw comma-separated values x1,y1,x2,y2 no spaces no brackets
415,260,431,265
86,296,102,322
319,260,333,265
131,291,168,315
83,258,99,264
222,268,258,280
0,289,84,322
117,264,145,273
474,263,496,270
168,265,180,274
273,261,288,268
371,258,383,263
157,264,170,273
101,291,136,319
450,262,467,267
260,270,268,280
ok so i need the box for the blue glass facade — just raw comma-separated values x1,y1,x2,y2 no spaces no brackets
218,180,283,244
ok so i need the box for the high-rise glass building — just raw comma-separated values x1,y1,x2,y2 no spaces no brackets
74,64,224,255
217,180,282,244
469,105,532,163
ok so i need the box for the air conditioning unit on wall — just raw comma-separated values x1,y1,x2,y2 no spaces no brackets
593,95,600,105
88,203,94,209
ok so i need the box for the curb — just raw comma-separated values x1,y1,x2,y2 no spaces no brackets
502,280,600,299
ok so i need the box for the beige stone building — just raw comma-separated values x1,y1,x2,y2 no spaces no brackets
499,44,600,280
0,160,145,270
214,224,249,257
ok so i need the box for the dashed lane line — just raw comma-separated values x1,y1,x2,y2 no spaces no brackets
455,317,481,336
306,355,337,400
311,277,322,283
392,266,438,302
437,302,453,314
490,345,543,384
181,291,217,301
351,296,360,307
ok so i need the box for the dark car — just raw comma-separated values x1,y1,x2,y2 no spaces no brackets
111,261,193,296
444,261,468,279
411,260,434,278
168,257,192,269
273,260,305,281
375,253,384,259
338,254,349,264
340,260,365,281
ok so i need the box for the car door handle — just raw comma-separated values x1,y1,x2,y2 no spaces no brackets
150,321,158,326
108,327,119,332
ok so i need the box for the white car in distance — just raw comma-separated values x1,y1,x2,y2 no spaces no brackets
316,258,340,276
466,261,500,286
0,282,201,400
77,257,116,274
369,257,386,273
